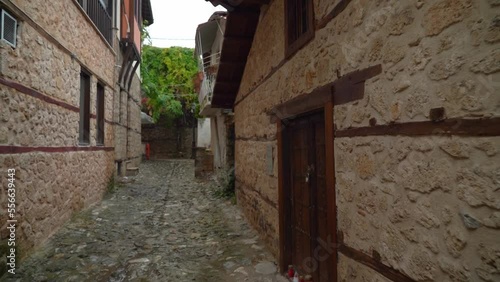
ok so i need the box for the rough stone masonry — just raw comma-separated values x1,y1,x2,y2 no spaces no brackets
0,0,120,268
6,160,286,282
232,0,500,281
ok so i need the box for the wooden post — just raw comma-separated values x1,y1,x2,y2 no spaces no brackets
324,100,337,282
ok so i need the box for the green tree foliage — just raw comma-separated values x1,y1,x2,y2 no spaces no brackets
141,45,199,124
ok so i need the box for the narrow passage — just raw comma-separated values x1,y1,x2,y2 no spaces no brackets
7,160,286,282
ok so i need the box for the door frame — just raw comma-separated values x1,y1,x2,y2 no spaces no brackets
272,65,382,281
274,85,337,281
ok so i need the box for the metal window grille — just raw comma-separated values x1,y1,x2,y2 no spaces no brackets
77,0,113,45
1,10,17,48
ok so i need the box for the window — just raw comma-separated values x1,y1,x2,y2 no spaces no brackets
285,0,314,58
79,71,91,144
76,0,113,44
1,9,17,48
96,83,105,145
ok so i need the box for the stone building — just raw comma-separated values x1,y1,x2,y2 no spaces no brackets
202,0,500,281
0,0,152,262
114,0,153,175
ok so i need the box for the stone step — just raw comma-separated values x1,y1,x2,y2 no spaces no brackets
126,167,139,176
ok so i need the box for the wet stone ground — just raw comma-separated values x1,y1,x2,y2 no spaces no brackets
3,160,287,282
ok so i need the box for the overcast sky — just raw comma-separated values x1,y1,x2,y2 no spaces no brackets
146,0,226,48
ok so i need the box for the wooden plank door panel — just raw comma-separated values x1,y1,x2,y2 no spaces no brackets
290,119,312,273
285,110,333,281
312,112,331,282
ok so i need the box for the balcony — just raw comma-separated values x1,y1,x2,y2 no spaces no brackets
198,52,220,116
77,0,113,45
195,12,226,117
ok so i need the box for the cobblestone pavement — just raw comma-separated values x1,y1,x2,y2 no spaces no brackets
3,160,287,282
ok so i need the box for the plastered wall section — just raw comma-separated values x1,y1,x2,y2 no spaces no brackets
0,0,116,255
197,118,211,148
234,0,500,281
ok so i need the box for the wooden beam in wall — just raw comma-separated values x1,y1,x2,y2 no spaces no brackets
270,84,332,122
0,146,114,154
0,76,115,124
337,231,416,282
332,64,382,105
269,65,382,123
335,117,500,138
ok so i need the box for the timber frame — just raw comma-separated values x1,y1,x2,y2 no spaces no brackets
273,64,382,281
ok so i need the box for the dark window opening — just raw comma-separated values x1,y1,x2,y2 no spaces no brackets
79,71,91,145
285,0,314,58
96,83,105,145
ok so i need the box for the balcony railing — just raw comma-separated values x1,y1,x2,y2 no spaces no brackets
198,52,221,75
199,76,215,105
77,0,113,45
196,51,220,115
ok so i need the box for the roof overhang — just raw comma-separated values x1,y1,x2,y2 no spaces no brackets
206,0,269,10
195,17,225,56
142,0,154,25
202,1,267,108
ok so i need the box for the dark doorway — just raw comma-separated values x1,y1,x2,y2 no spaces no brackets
282,110,333,282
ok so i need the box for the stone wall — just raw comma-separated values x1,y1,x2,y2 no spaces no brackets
9,0,115,84
234,0,500,281
194,147,214,179
113,71,143,172
0,0,116,260
0,151,114,252
126,75,142,165
141,124,194,159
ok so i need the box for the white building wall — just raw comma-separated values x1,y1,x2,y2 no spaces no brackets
197,118,211,148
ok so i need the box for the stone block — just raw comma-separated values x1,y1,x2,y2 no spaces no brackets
428,54,465,81
445,226,468,258
438,256,471,281
423,0,472,36
470,49,500,74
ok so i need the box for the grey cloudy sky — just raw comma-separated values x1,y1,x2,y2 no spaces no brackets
146,0,225,48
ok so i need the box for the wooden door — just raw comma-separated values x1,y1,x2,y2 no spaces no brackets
284,111,332,281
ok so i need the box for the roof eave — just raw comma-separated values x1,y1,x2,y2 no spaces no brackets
142,0,154,25
207,2,268,109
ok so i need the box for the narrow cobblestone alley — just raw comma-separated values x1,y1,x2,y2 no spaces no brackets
4,160,286,282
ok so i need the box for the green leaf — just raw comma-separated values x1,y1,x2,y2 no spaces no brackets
141,46,199,124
